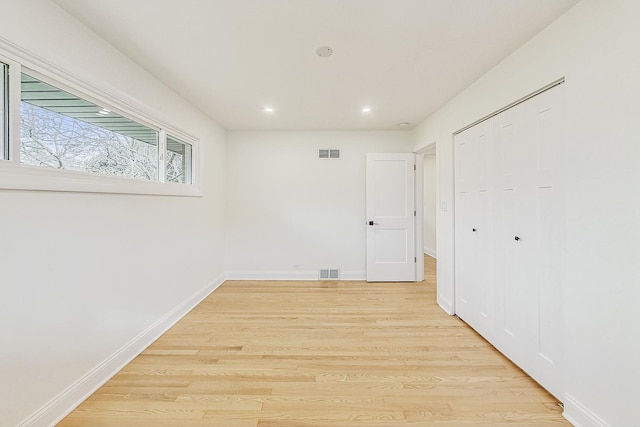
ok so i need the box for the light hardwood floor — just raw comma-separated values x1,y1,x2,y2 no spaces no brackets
59,256,568,426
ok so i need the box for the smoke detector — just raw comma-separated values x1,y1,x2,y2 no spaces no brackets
316,46,333,58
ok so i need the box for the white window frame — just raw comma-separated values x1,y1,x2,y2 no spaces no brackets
166,133,194,184
1,61,8,161
0,41,202,197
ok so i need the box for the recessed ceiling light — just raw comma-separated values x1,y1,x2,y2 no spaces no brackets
362,107,372,113
397,122,410,127
316,46,333,58
263,106,274,113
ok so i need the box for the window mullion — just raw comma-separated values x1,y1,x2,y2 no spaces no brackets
0,63,6,160
158,129,166,183
185,142,193,184
7,60,21,163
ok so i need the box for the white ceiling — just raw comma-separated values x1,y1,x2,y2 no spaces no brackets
53,0,579,131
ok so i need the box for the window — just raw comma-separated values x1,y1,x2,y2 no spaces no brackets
20,73,160,181
166,135,192,184
0,45,200,195
1,62,7,160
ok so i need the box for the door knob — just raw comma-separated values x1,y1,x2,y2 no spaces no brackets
514,236,521,241
368,221,379,226
472,228,477,232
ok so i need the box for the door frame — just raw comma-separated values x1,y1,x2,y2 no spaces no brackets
364,146,437,283
415,141,437,283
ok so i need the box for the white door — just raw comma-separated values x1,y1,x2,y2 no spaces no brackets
493,87,565,399
454,84,565,399
454,119,494,340
493,100,532,367
366,153,416,282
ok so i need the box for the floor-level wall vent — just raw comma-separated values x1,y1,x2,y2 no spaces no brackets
319,269,340,280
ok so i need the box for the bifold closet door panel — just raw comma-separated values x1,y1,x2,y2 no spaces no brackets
454,119,494,340
454,130,474,322
493,101,535,365
520,86,565,399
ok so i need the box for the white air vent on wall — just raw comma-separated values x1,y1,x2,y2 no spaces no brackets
318,149,340,159
319,269,340,280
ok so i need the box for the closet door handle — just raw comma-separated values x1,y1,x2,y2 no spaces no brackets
514,236,521,241
472,228,477,232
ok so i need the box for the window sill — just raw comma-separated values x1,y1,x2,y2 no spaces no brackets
0,162,203,197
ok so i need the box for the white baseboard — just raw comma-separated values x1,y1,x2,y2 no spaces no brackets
339,271,367,281
437,296,454,315
226,270,367,281
423,246,437,258
19,273,226,427
563,394,609,427
226,270,318,280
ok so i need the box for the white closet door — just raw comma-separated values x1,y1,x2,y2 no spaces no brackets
454,119,494,340
493,101,532,367
520,86,565,398
454,84,565,400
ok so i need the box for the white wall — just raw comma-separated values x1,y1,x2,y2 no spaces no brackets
413,0,640,425
422,154,437,257
226,131,413,279
0,1,226,425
